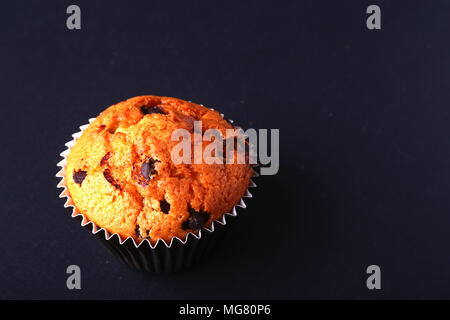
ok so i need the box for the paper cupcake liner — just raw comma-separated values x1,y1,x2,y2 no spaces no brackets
56,115,258,273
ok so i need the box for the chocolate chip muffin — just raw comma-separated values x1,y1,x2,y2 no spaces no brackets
65,95,253,244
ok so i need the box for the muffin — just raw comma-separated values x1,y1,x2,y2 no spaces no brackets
63,95,253,252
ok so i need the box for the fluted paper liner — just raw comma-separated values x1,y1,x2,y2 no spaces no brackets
56,114,257,273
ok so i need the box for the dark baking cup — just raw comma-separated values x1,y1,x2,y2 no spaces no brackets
89,209,240,273
56,117,257,273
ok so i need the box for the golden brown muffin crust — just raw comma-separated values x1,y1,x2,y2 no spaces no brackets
66,96,252,243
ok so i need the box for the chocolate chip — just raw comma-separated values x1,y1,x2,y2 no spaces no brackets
73,170,87,185
223,137,241,162
100,152,110,166
182,207,211,230
135,226,150,239
160,199,170,214
222,137,233,161
103,169,114,184
140,162,150,179
103,169,121,190
140,158,157,180
141,105,167,115
135,226,142,238
223,136,251,164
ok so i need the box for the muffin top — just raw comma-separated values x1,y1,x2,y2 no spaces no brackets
65,96,252,244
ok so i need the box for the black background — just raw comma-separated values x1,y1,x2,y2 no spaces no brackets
1,0,450,299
